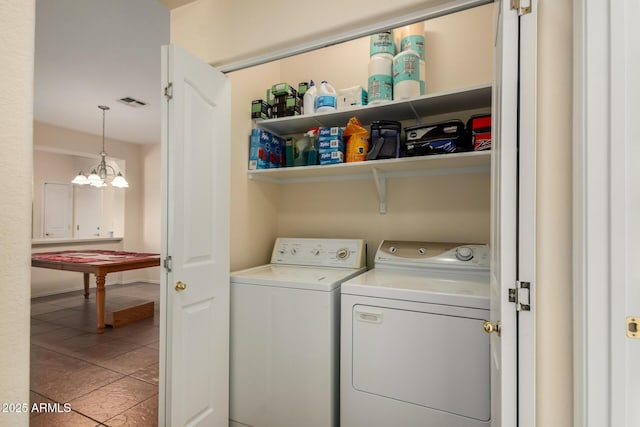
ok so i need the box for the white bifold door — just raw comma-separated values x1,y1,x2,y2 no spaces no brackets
160,44,231,426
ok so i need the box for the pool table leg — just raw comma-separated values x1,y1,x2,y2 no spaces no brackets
96,274,106,334
83,273,90,299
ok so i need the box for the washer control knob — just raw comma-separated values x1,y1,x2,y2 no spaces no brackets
312,249,320,256
290,248,297,255
278,248,286,255
456,246,474,261
336,248,349,259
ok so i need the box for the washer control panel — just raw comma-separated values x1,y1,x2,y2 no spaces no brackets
271,238,367,268
375,240,489,270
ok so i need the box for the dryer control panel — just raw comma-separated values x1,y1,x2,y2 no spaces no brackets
375,240,489,270
271,238,367,269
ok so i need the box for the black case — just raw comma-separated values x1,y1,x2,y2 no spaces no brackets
366,120,403,160
403,120,469,156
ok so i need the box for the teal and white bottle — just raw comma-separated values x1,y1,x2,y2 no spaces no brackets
315,81,337,113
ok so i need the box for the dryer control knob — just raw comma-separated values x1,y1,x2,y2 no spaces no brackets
336,248,349,259
389,246,397,254
312,249,320,256
456,246,474,261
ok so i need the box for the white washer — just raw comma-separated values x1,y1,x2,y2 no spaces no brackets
341,240,491,427
230,238,367,427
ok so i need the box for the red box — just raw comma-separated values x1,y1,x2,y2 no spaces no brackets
468,114,492,151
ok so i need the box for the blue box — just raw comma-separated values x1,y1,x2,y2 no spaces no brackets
318,127,344,140
318,138,345,151
319,150,344,165
249,129,272,170
271,134,285,168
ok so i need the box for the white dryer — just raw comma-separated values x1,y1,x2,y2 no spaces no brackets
341,240,491,427
230,238,367,427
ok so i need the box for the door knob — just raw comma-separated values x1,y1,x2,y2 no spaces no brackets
175,281,187,291
483,320,502,336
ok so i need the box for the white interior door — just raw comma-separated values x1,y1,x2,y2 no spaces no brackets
575,1,640,426
75,185,103,238
612,2,640,425
490,1,519,425
160,44,231,426
42,182,72,238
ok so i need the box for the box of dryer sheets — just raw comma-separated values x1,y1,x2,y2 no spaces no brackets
285,137,296,167
248,129,273,170
337,86,368,109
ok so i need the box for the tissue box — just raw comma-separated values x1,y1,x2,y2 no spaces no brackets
337,86,368,109
248,129,272,170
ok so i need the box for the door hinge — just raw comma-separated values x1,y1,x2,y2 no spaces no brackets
509,281,531,311
163,255,172,272
164,82,173,100
511,0,532,15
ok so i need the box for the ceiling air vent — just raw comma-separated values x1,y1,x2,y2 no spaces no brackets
117,97,148,108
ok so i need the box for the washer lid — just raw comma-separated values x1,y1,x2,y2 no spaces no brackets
231,264,366,291
341,268,489,309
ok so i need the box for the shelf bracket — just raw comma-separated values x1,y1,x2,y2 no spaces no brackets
371,167,387,214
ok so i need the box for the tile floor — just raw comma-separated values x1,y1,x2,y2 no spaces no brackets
30,282,160,426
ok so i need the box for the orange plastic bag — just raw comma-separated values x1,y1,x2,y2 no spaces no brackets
344,117,369,162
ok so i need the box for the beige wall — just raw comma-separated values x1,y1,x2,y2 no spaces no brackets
0,0,34,425
171,1,574,426
30,122,160,296
169,0,477,67
228,61,283,270
142,143,162,253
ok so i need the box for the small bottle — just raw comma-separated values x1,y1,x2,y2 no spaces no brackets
315,81,337,113
303,80,317,115
306,129,319,166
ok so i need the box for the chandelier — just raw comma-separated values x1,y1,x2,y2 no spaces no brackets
72,105,129,188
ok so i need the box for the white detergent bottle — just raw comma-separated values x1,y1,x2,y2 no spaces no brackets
315,81,337,113
303,80,317,115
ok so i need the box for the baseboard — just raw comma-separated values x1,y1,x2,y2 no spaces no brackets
120,278,160,285
31,279,159,299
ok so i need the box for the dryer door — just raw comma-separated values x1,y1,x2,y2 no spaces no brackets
352,303,490,421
